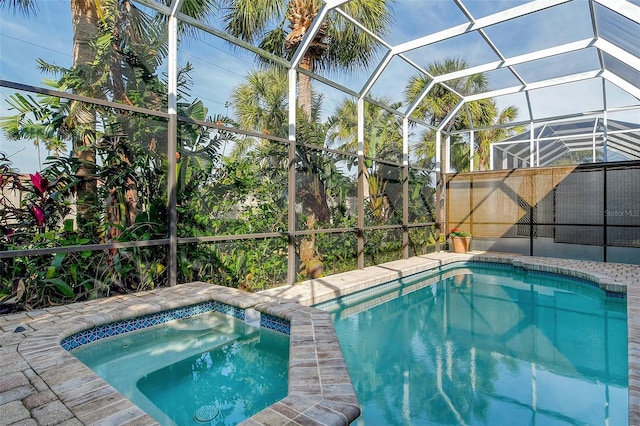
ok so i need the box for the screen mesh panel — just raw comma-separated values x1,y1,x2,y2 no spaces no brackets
445,163,640,249
554,168,603,244
607,226,640,247
607,167,640,226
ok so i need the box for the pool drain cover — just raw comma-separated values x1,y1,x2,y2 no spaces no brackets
194,405,219,422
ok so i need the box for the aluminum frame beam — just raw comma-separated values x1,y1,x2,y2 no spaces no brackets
391,0,572,55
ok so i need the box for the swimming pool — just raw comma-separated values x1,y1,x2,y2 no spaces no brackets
71,310,290,425
317,263,628,425
13,253,639,425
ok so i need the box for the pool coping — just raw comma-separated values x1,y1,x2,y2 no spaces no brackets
0,251,638,425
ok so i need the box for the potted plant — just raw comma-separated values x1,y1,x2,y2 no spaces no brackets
449,228,472,253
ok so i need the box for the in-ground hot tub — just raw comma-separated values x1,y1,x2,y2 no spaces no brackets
18,283,361,425
66,303,290,425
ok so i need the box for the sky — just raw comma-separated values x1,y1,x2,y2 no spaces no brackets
1,0,639,172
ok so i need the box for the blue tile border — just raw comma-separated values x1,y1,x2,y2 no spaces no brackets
607,290,627,300
450,261,626,300
526,269,600,287
313,279,404,311
314,262,510,310
261,313,291,335
314,260,626,311
60,300,290,351
449,260,515,270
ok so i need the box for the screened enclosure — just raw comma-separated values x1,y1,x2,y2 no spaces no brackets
446,161,640,263
1,0,639,309
492,118,640,168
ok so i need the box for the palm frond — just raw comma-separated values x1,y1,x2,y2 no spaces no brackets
0,0,38,15
221,0,284,42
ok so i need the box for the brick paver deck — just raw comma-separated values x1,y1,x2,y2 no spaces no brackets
1,252,639,425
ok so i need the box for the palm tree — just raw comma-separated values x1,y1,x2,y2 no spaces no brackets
328,97,403,162
219,0,392,117
295,95,338,223
406,58,521,172
230,67,289,147
405,58,486,173
474,104,522,170
406,58,489,128
4,0,215,226
0,92,69,169
327,97,403,220
229,66,355,223
221,0,393,225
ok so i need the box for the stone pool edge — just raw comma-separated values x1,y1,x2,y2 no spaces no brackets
259,251,640,425
6,284,360,426
2,251,640,425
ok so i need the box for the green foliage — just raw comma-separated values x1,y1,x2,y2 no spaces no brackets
408,226,438,256
230,67,289,140
328,97,403,163
364,229,403,267
0,5,180,309
0,131,167,310
408,168,435,223
178,239,288,292
0,218,167,312
406,58,522,172
314,230,357,275
221,0,393,73
175,133,289,289
0,0,441,312
449,228,471,237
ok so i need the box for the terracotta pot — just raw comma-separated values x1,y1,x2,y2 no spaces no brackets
451,236,471,253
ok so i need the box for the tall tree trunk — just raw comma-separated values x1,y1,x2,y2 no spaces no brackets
72,0,99,65
285,0,324,118
296,53,331,223
285,1,332,223
71,0,99,228
298,55,313,118
298,148,331,224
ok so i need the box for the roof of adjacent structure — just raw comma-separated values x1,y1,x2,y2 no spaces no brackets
492,117,640,166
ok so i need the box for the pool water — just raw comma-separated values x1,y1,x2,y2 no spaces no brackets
72,311,289,425
320,264,628,426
